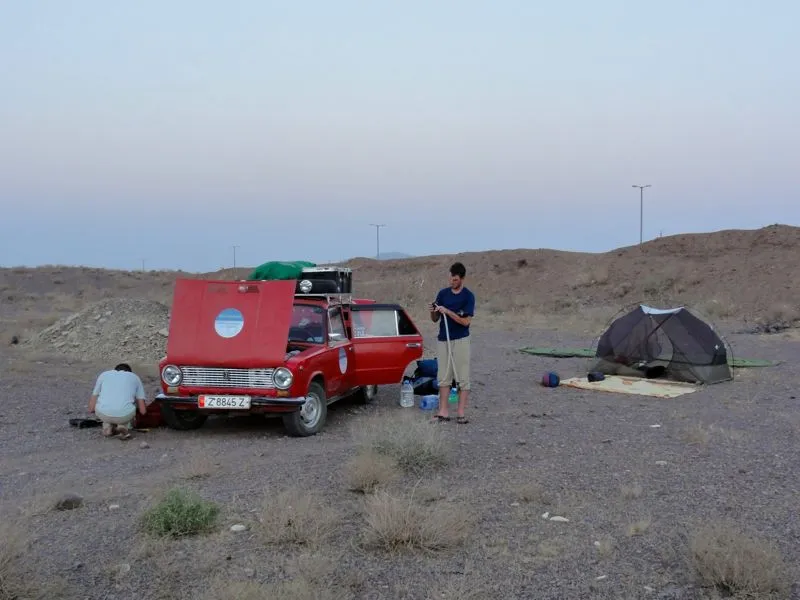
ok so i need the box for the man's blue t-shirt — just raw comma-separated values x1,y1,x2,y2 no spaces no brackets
435,287,475,342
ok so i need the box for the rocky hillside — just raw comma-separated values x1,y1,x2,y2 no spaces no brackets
2,224,799,363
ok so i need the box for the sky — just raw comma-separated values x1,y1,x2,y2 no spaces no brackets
1,0,798,272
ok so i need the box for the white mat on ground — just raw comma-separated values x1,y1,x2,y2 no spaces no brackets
560,375,698,398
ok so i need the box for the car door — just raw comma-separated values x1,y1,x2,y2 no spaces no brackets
325,305,354,397
349,304,424,385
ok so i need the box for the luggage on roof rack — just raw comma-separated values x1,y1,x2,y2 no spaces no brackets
296,266,352,295
246,261,316,281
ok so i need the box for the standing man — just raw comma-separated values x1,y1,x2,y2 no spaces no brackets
88,363,147,440
429,261,475,424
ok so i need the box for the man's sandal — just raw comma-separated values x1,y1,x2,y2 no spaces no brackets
432,415,451,422
456,416,469,424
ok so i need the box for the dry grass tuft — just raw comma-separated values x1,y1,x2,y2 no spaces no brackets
351,412,450,474
619,483,643,500
198,552,360,600
344,451,401,494
626,519,651,537
427,567,488,600
362,488,472,552
178,455,217,480
257,487,339,547
513,482,552,506
684,423,712,445
689,521,790,596
0,520,62,599
684,422,747,446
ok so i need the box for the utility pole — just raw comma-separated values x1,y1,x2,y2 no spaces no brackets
141,258,146,272
632,184,651,245
232,245,239,269
369,224,386,259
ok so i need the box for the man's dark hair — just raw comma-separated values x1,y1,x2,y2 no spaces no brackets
450,262,466,278
114,363,132,372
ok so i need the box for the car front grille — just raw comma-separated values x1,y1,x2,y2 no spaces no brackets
180,366,275,389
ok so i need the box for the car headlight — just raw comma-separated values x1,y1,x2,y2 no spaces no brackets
273,367,293,390
161,364,183,386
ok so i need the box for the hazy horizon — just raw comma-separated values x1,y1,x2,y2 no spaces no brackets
2,1,798,271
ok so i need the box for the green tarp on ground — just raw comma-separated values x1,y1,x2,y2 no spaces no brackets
518,347,780,368
247,261,316,281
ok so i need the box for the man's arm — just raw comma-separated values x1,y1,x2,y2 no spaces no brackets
437,291,475,327
439,307,471,327
88,375,102,413
134,376,147,415
429,291,442,322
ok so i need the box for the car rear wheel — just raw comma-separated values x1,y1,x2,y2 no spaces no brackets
160,404,208,430
282,381,327,437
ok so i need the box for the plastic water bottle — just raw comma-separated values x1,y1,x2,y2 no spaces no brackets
400,378,414,408
448,385,458,404
419,394,438,411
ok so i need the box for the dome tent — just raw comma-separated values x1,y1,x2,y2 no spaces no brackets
590,304,732,385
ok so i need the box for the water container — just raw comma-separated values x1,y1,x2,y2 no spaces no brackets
400,378,415,408
419,394,438,411
448,386,459,404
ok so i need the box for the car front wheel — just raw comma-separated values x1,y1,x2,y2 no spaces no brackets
160,404,208,430
282,381,328,437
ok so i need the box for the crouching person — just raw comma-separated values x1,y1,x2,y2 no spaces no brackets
88,363,147,440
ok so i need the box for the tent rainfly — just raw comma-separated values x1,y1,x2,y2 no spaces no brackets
590,305,733,385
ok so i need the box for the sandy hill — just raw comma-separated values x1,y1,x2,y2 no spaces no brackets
2,224,799,362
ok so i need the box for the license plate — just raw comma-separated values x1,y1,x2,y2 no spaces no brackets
198,395,251,409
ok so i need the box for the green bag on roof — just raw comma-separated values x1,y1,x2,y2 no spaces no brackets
246,261,317,281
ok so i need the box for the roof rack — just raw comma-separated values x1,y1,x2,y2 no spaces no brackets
294,292,354,304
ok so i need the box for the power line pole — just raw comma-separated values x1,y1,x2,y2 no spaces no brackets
632,184,651,245
232,245,239,268
369,224,386,259
141,258,146,272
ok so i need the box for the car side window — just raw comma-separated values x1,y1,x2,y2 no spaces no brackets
328,307,347,343
352,309,417,337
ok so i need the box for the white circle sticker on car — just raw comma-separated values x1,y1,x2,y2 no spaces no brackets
215,308,244,338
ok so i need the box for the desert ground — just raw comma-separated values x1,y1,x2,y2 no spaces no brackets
1,224,799,600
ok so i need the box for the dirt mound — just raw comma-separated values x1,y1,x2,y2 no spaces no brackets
23,298,170,363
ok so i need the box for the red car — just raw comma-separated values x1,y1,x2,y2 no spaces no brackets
150,268,424,436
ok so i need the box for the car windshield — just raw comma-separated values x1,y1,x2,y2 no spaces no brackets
289,304,325,343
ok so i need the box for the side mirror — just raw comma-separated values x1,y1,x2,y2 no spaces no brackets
329,332,345,343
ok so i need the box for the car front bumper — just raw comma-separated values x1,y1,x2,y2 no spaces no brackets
154,393,307,410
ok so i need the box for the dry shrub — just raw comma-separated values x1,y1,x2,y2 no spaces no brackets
344,451,400,494
362,488,472,552
257,488,339,547
352,412,450,474
689,521,790,596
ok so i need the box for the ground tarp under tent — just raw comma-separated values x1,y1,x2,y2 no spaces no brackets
518,347,778,368
246,261,316,281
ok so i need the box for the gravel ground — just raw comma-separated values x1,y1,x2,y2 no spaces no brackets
1,325,799,600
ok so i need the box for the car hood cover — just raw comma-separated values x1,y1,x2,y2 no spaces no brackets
165,278,296,366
